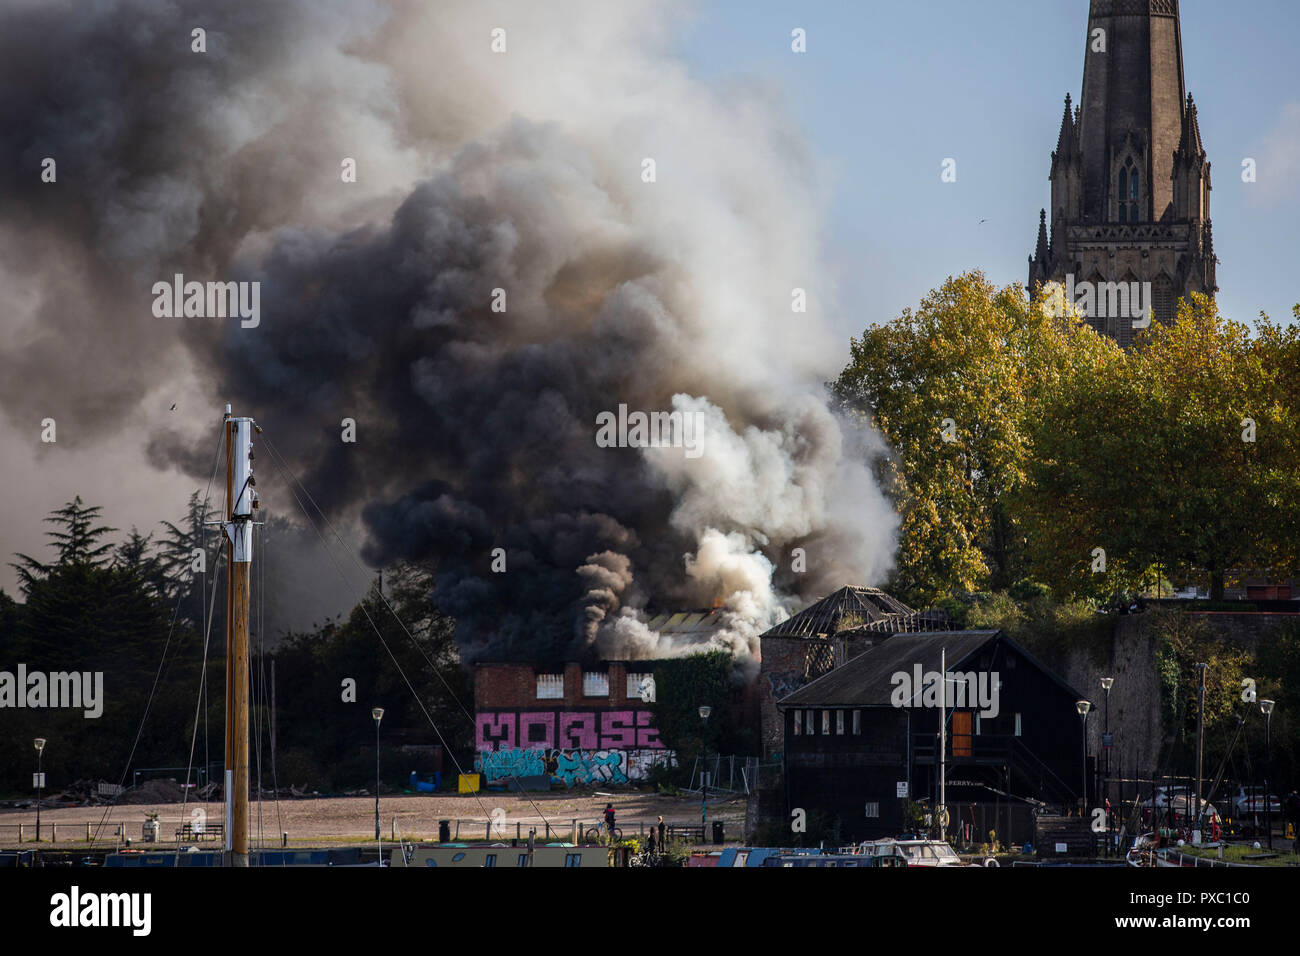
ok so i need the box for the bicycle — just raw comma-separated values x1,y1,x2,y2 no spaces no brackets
583,821,623,844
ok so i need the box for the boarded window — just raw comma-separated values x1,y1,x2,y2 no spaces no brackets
852,710,861,735
536,674,563,699
627,672,655,702
582,672,609,697
953,711,973,757
836,710,845,735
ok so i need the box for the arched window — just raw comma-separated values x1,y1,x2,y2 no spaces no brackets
1119,157,1140,222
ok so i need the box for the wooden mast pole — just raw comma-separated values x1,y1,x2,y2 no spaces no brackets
223,406,234,860
223,406,257,867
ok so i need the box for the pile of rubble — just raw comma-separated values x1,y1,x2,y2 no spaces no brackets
117,778,187,805
41,778,127,806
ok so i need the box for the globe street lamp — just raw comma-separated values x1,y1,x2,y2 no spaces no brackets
34,738,46,843
372,707,384,857
1076,700,1092,813
1260,699,1275,850
698,705,712,829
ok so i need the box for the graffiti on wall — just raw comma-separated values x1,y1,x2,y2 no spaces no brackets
475,709,664,752
766,671,806,700
474,747,675,787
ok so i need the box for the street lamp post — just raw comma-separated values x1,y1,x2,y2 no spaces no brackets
372,707,384,859
34,738,46,843
698,705,711,829
1260,699,1275,851
1076,700,1092,814
1101,678,1113,855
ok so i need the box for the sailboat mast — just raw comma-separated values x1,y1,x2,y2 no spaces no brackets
223,405,258,866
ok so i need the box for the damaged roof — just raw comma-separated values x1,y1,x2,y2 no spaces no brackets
775,630,1083,708
759,585,940,640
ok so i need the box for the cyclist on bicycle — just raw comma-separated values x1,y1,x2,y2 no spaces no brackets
604,803,616,839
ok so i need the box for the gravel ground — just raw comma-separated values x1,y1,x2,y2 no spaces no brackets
0,789,747,848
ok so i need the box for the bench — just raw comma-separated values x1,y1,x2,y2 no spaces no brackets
175,823,225,842
666,824,706,844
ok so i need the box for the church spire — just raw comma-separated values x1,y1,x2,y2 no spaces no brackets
1079,0,1186,221
1051,94,1082,177
1029,0,1214,335
1035,208,1050,262
1174,92,1205,164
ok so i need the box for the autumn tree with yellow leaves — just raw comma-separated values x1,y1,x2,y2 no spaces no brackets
834,272,1300,605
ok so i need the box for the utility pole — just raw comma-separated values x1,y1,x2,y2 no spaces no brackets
1194,663,1207,838
223,407,258,867
938,647,946,843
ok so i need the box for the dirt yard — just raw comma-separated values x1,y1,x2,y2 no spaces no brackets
0,789,747,848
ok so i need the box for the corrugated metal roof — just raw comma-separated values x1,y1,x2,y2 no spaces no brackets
641,608,729,639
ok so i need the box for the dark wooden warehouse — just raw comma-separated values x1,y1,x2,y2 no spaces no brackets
777,630,1088,844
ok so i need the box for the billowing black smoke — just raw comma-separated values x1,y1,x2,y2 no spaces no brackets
0,0,899,663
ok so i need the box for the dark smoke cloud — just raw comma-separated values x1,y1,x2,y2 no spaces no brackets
1,0,899,662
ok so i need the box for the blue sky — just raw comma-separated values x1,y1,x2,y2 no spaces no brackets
673,0,1300,345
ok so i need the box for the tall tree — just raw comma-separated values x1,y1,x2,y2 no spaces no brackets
158,490,221,633
832,272,1090,604
12,496,116,591
1023,296,1300,599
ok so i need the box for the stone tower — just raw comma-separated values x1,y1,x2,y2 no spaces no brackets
1028,0,1216,347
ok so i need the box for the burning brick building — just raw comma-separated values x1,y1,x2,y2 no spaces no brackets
473,660,673,788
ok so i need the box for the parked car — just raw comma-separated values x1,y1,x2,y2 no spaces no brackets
1231,786,1282,817
1152,787,1217,821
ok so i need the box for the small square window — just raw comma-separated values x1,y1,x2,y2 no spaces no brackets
582,672,609,697
565,853,582,868
484,854,497,868
517,854,529,867
627,673,655,702
865,802,880,818
536,674,563,699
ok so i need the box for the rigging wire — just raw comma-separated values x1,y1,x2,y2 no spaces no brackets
92,429,225,844
257,430,556,838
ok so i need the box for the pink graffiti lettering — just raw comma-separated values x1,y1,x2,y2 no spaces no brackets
476,712,516,751
518,711,556,749
635,709,663,748
600,710,637,749
558,712,598,749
